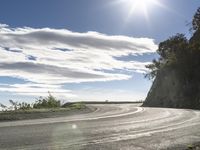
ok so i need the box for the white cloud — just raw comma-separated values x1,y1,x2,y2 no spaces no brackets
0,23,9,28
0,23,157,98
0,83,76,99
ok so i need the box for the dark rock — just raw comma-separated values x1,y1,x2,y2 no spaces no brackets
143,67,200,109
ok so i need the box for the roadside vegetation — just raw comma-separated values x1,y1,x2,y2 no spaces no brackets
0,92,87,121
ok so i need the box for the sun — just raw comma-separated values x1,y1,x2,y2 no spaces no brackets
110,0,168,24
128,0,158,15
130,0,149,10
122,0,164,22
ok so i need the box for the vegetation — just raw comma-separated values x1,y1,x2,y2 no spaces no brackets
0,92,62,111
144,7,200,109
0,92,87,121
33,92,61,109
145,7,200,80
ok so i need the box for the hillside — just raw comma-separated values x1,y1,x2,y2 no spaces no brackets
143,7,200,109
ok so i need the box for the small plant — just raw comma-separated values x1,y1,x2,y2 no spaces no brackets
18,102,32,110
71,102,86,109
33,92,61,109
0,92,86,113
62,102,86,109
0,103,6,109
9,99,18,111
187,144,194,149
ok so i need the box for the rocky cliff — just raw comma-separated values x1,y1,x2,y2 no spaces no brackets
143,7,200,109
143,66,200,109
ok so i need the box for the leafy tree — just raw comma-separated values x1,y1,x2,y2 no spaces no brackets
145,33,189,79
192,7,200,31
145,59,161,80
146,7,200,81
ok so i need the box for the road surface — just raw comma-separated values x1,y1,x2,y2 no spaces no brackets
0,104,200,150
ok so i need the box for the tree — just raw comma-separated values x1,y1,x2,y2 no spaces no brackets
145,59,161,80
157,34,188,62
145,34,189,80
192,7,200,31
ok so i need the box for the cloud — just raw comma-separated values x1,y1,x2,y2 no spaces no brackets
0,62,130,84
0,23,9,28
0,23,157,97
0,83,76,98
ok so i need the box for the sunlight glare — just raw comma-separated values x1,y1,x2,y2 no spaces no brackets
128,0,156,14
124,0,164,24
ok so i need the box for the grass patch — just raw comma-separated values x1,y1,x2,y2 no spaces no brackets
62,102,86,109
186,144,200,150
0,103,88,121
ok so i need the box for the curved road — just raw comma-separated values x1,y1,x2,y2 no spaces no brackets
0,104,200,150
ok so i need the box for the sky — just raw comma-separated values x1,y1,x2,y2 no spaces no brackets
0,0,199,104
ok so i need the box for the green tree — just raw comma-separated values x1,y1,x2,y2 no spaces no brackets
145,34,189,80
192,7,200,31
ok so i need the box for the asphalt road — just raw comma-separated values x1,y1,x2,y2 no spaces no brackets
0,104,200,150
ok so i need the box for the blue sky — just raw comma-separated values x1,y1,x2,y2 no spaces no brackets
0,0,199,104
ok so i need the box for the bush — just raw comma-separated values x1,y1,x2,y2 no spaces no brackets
18,102,32,110
70,102,86,109
62,102,86,109
33,92,61,109
0,93,86,111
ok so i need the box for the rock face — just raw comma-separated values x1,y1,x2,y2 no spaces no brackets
143,8,200,109
143,67,200,109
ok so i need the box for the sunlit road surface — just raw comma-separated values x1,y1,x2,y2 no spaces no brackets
0,104,200,150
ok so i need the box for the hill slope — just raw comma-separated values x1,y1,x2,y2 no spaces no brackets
143,8,200,109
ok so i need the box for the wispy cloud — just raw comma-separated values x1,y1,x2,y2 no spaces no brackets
0,24,157,97
0,83,76,99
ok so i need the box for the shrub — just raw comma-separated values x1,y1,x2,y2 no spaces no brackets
18,102,32,110
33,92,61,109
0,93,86,111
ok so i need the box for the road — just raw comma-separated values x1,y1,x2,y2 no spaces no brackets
0,104,200,150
